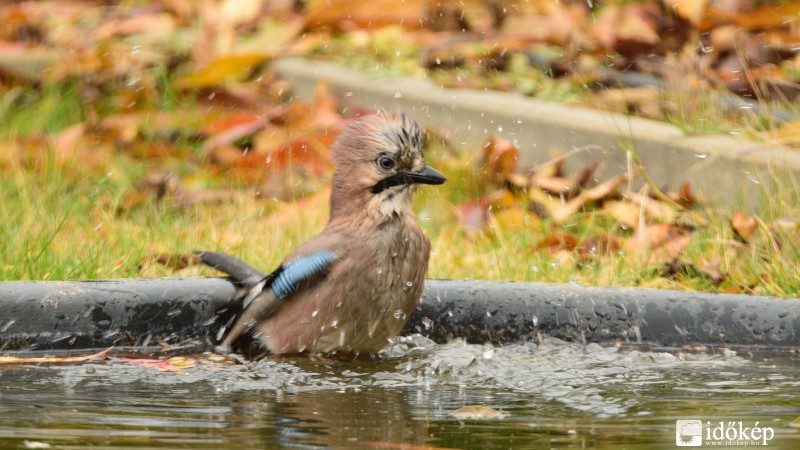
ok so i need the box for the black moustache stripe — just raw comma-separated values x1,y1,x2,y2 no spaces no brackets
370,173,411,194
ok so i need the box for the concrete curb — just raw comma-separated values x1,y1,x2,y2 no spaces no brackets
1,278,797,353
272,57,800,208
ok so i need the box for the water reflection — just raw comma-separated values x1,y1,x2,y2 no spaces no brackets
0,338,798,448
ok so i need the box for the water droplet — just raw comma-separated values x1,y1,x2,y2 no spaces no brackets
406,281,413,287
1,320,15,332
331,318,339,327
695,153,708,159
393,309,405,320
345,91,353,97
532,315,539,327
394,91,402,99
311,310,319,317
482,345,494,359
167,308,182,317
421,317,433,329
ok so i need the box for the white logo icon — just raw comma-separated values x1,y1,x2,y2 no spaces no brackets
676,420,702,446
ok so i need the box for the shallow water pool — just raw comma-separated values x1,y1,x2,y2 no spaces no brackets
1,337,798,449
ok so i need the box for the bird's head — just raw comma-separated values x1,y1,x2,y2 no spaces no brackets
330,110,446,220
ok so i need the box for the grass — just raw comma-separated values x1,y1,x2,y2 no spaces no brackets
1,83,798,297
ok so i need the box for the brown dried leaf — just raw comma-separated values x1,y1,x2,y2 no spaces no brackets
535,229,578,253
700,256,726,286
481,136,519,185
533,155,564,179
624,224,694,266
731,210,758,243
550,172,633,223
530,161,599,199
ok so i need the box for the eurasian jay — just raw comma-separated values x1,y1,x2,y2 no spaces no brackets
200,110,445,355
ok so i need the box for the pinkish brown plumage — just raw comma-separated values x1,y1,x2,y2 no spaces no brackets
210,110,445,355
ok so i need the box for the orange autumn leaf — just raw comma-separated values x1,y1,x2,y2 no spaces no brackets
481,136,519,185
731,210,758,243
0,347,112,364
534,229,578,253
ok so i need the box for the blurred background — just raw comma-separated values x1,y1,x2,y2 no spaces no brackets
1,0,798,296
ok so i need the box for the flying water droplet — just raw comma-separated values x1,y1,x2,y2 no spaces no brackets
311,310,319,318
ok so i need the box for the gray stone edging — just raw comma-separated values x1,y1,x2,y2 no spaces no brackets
1,278,796,353
272,57,800,209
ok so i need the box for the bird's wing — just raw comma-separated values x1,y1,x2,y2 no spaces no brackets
215,250,339,353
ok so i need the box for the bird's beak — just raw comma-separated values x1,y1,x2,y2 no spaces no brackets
371,165,446,193
402,165,447,186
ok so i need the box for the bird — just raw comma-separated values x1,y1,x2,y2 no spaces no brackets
200,109,446,356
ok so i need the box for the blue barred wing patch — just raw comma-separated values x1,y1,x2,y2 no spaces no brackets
271,251,337,299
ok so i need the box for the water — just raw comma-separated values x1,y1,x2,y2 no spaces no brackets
1,337,798,449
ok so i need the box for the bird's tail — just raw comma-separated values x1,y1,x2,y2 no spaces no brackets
194,251,265,285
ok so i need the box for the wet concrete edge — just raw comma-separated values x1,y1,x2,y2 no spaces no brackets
272,57,800,209
0,278,797,353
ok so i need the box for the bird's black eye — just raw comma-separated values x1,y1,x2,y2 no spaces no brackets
377,156,395,170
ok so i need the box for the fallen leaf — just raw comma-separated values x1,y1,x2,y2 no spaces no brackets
177,53,271,89
700,256,726,285
481,136,519,185
113,355,197,372
624,223,694,266
535,229,578,253
530,161,599,199
0,347,112,364
603,199,641,229
304,0,426,31
449,405,506,420
456,189,518,231
625,191,678,224
551,172,633,223
664,0,710,25
731,210,758,243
